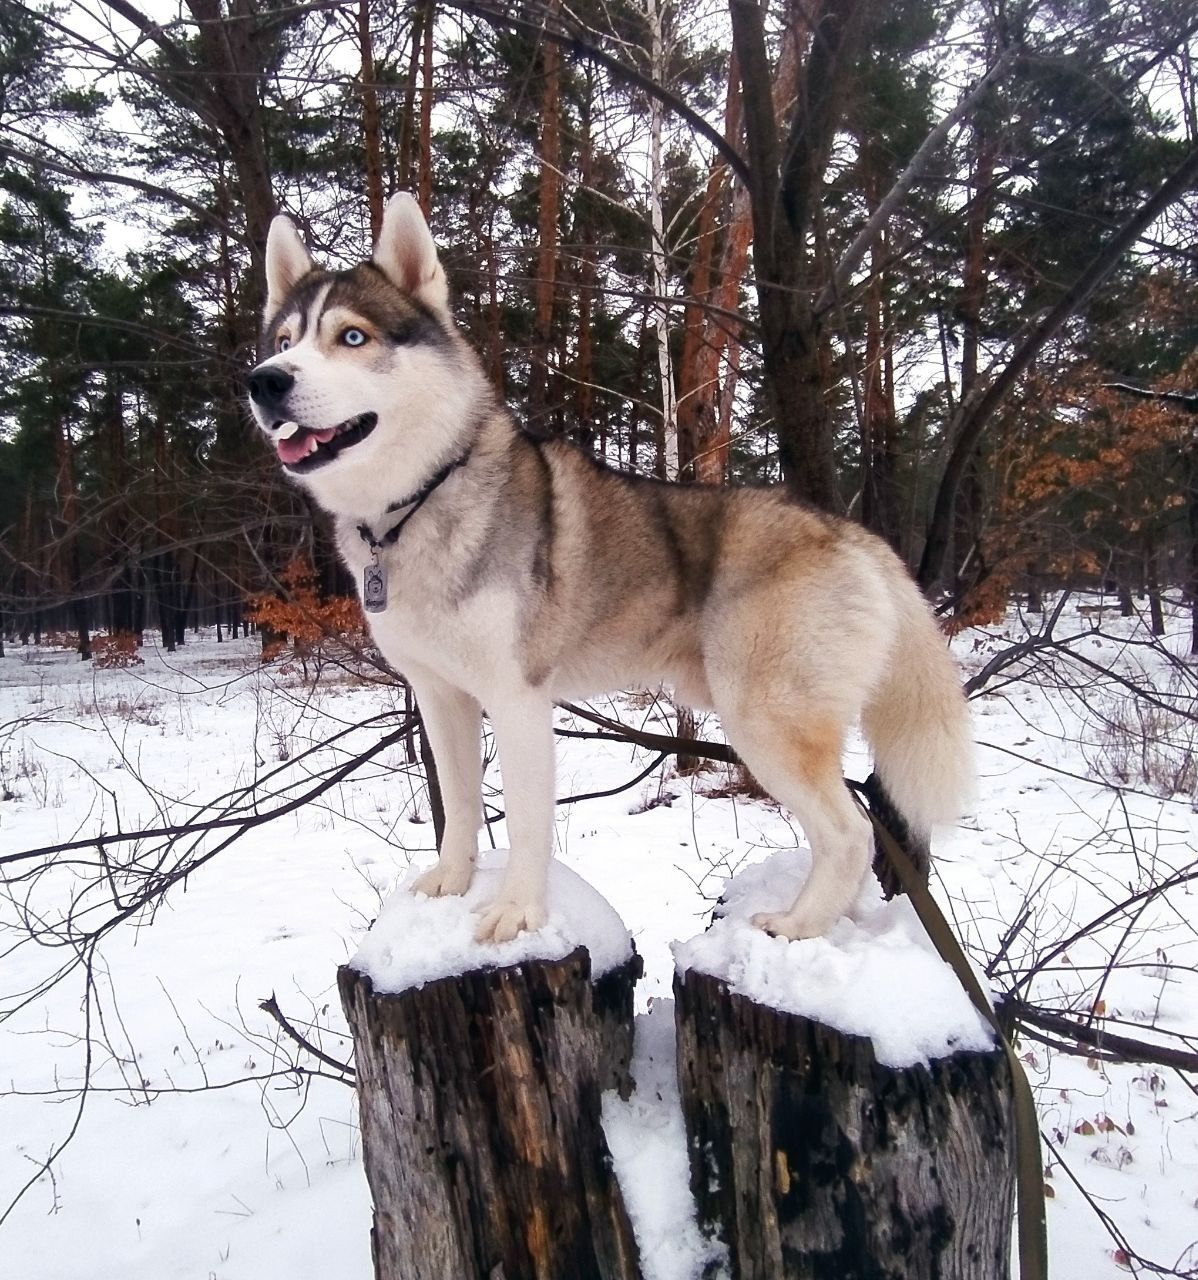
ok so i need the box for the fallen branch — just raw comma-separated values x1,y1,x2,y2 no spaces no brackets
557,701,739,764
259,993,355,1078
1015,1004,1198,1073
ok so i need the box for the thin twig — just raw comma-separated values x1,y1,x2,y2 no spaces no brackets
259,994,355,1077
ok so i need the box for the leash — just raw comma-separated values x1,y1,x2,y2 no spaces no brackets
851,786,1049,1280
354,449,472,612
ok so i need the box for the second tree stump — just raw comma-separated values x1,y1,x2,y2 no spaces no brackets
672,849,1017,1280
673,967,1016,1279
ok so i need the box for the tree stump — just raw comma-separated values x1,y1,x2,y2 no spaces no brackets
674,966,1016,1280
338,945,644,1280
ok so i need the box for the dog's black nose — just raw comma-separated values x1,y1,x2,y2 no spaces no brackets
247,365,295,409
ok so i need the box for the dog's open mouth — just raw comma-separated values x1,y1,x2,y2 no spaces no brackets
274,413,378,471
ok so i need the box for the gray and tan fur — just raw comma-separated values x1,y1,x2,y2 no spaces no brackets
247,194,974,944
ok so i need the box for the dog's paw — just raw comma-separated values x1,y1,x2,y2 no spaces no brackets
473,897,546,945
751,909,830,941
411,860,474,899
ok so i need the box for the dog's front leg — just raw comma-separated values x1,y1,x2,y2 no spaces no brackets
473,694,555,944
406,665,483,899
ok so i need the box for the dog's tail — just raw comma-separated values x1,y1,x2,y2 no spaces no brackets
861,577,975,875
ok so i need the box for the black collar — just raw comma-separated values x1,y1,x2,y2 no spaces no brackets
356,449,471,553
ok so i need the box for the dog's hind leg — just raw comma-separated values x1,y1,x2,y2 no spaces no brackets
721,708,871,940
407,665,483,899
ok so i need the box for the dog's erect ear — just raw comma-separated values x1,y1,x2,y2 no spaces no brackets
372,193,450,314
265,215,314,313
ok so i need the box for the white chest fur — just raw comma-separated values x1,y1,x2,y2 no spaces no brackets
337,517,520,698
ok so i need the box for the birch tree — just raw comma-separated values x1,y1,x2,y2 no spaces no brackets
643,0,677,480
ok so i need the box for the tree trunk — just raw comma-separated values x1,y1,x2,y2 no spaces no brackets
338,948,643,1280
674,966,1016,1280
1026,567,1044,614
676,55,734,482
1187,444,1198,654
730,0,865,513
690,16,799,488
69,542,91,660
418,0,435,216
51,414,90,659
860,229,899,546
177,550,200,646
416,711,446,846
947,119,996,605
358,0,385,237
674,704,701,776
677,38,761,487
645,0,677,480
399,4,425,192
485,211,505,391
575,68,598,453
527,0,563,427
1146,538,1166,636
628,302,651,472
150,550,181,652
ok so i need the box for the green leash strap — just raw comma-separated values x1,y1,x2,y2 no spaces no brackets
854,795,1049,1280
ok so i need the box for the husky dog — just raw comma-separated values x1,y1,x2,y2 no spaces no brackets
247,194,973,945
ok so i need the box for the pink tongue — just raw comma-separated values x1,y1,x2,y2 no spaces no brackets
277,427,336,465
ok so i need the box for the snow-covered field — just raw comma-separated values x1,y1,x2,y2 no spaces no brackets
1,600,1196,1279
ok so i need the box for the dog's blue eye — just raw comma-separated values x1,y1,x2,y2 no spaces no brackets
278,337,291,351
343,328,367,347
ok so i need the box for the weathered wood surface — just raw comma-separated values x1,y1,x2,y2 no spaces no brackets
674,966,1016,1280
338,946,643,1280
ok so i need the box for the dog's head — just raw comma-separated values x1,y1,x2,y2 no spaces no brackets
247,194,483,517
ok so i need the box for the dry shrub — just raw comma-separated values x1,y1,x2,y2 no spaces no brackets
92,631,144,669
42,630,81,651
1086,677,1198,798
246,555,367,676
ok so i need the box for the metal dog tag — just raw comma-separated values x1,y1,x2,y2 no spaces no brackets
363,557,388,613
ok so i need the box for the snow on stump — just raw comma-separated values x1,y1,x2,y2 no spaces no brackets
672,850,1015,1280
337,852,644,1280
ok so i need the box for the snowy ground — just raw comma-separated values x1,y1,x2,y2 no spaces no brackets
1,598,1196,1279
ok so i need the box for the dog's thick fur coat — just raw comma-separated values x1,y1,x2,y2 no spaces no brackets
248,195,974,943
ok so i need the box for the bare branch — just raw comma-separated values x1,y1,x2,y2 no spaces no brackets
259,993,355,1077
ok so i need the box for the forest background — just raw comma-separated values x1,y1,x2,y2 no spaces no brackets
1,0,1197,658
3,3,1198,1275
